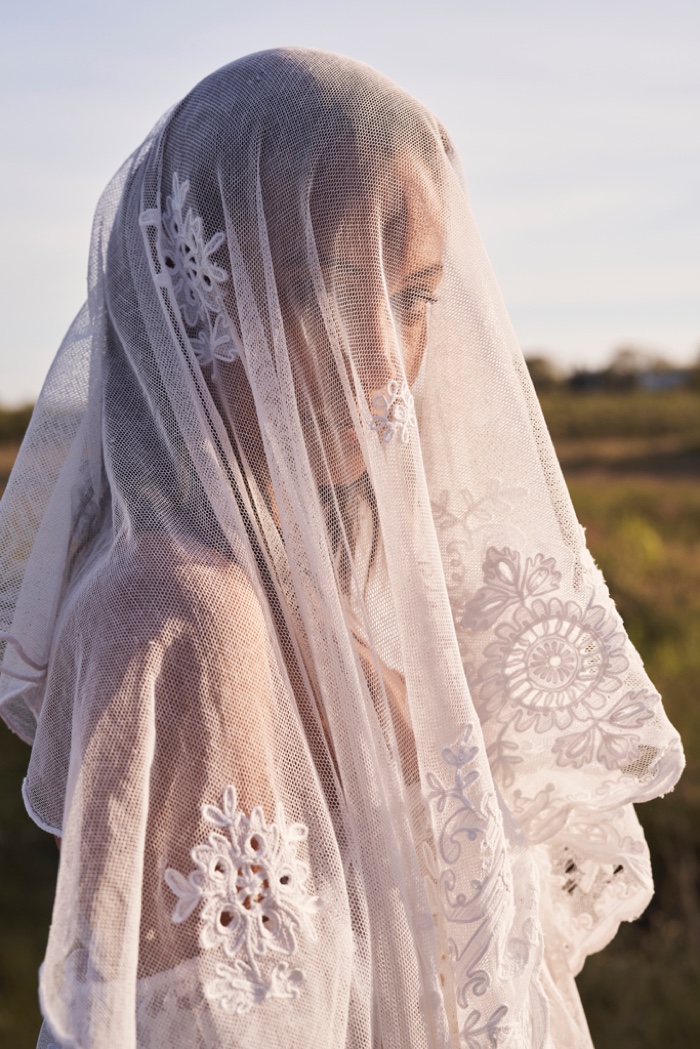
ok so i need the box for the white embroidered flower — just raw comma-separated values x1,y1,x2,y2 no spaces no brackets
140,173,240,365
157,173,227,327
478,597,629,731
369,379,417,443
190,313,240,367
164,784,321,1013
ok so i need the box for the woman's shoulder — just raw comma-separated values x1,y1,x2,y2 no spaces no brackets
70,533,266,647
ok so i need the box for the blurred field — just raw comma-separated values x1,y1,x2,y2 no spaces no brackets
547,394,700,1047
1,390,699,1047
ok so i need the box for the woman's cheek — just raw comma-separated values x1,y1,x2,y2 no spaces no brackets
401,316,429,386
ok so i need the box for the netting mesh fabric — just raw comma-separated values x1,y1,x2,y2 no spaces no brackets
0,48,684,1049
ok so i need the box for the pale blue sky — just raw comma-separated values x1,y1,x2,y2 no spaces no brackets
2,0,698,404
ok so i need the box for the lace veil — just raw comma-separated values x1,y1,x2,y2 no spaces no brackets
0,48,684,1049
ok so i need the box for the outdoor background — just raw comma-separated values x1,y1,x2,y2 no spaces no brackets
2,365,699,1049
2,0,699,405
1,0,699,1046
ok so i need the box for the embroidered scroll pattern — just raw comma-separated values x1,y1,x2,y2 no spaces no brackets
165,785,321,1015
430,482,527,631
425,725,514,1048
140,172,239,366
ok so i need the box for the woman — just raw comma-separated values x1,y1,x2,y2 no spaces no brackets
0,48,683,1049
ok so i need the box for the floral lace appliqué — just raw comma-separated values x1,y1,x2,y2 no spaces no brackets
370,379,417,443
462,547,657,770
140,173,239,366
430,481,528,628
164,785,321,1015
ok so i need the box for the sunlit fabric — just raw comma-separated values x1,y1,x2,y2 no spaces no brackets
0,48,684,1049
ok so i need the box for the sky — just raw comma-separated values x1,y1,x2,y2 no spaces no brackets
1,0,698,404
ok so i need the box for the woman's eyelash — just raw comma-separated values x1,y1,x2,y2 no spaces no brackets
392,290,438,314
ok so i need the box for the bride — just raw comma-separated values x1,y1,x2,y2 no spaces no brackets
0,47,683,1049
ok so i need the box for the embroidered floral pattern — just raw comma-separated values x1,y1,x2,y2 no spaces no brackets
165,785,321,1014
430,483,528,630
427,508,676,988
484,597,627,730
369,379,417,443
461,1005,510,1049
431,481,528,539
461,547,561,634
140,173,239,365
552,689,656,770
463,548,633,734
425,725,513,1043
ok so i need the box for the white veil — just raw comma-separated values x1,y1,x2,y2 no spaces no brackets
0,48,683,1049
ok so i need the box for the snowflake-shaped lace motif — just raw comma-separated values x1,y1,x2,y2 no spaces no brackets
140,173,239,366
369,379,417,443
165,785,321,1014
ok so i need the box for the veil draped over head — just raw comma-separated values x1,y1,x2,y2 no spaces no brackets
0,48,683,1049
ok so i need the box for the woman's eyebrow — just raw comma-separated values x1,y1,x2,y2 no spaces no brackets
280,259,443,285
404,262,444,284
281,258,366,279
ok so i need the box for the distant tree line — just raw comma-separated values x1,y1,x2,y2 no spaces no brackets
526,346,700,392
0,404,33,443
1,343,699,446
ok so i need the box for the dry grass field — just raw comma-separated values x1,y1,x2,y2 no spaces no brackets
547,396,700,1047
1,390,699,1047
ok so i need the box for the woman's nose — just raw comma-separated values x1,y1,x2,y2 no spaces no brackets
356,303,404,404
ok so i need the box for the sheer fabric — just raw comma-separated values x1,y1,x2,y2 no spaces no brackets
0,48,683,1049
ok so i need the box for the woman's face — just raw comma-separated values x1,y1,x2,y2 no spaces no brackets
278,156,445,487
